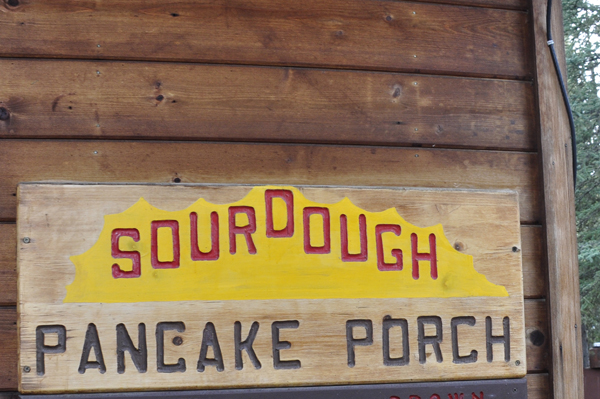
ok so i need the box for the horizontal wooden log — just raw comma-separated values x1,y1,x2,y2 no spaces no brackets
0,0,532,78
0,60,537,150
425,0,526,9
0,308,16,391
525,300,550,373
0,224,16,305
0,223,546,306
526,373,550,399
0,141,540,222
0,301,548,390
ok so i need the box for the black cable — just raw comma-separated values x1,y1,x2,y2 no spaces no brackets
547,0,578,190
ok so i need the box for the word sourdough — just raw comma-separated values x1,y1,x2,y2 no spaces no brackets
65,186,507,303
111,190,440,278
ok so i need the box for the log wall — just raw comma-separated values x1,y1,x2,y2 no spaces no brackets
0,0,580,397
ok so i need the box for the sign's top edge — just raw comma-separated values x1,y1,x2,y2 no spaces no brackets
17,181,518,195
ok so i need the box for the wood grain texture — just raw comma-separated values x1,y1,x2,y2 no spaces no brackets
525,300,550,373
415,0,527,10
532,0,584,397
0,60,537,150
521,225,545,299
0,0,532,79
0,223,546,307
527,373,550,399
0,141,541,223
0,224,16,305
0,302,548,391
0,308,17,391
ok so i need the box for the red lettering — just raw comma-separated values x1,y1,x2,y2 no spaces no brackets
409,396,421,399
411,233,437,280
390,397,401,399
340,214,368,262
190,212,219,261
376,224,403,271
430,395,441,399
303,207,331,254
265,189,294,238
229,206,257,254
151,220,180,269
111,229,141,278
471,393,483,399
448,394,464,399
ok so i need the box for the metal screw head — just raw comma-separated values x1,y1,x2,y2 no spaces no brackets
23,366,31,373
515,360,521,366
97,44,101,48
23,237,30,244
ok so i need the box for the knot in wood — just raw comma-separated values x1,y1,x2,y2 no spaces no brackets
0,107,9,121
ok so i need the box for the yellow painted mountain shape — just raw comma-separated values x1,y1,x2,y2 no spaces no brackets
65,186,508,303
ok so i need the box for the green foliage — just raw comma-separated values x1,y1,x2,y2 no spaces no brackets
564,0,600,345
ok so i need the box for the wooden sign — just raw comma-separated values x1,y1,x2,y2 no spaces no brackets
17,183,526,393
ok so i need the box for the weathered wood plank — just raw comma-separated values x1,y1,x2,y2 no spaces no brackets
0,224,546,306
0,60,537,150
532,0,584,397
0,301,549,390
521,225,545,299
527,373,550,399
0,301,548,390
0,224,16,306
0,308,17,391
0,0,532,78
0,141,540,223
417,0,526,10
525,300,550,373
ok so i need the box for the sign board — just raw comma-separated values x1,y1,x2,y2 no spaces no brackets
17,183,526,393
